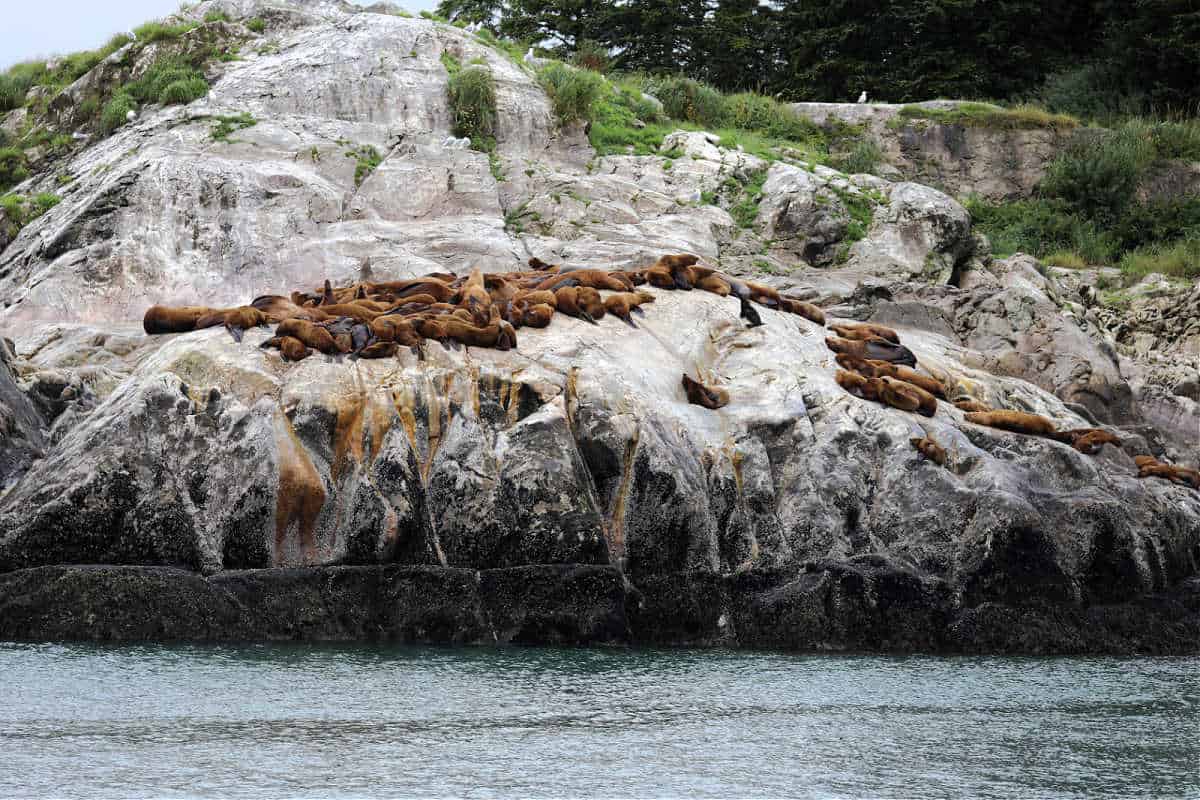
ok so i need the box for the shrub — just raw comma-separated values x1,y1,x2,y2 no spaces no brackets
0,147,29,192
204,11,231,23
246,18,266,33
1037,64,1144,122
1044,251,1087,269
1040,126,1156,223
0,61,47,112
157,76,209,105
211,112,257,141
647,76,727,128
725,92,819,141
447,64,497,150
537,62,605,125
1118,237,1200,281
829,138,883,175
965,196,1116,263
100,92,136,132
1149,120,1200,161
571,40,610,73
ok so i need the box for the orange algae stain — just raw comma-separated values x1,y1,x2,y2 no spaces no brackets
273,410,327,566
607,425,641,563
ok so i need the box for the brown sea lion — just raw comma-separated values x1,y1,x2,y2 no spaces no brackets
835,370,882,402
825,336,917,367
880,376,936,416
911,436,947,466
195,305,269,342
554,286,602,324
696,274,731,296
307,303,379,324
261,335,312,362
604,291,655,327
143,305,217,334
965,410,1057,437
512,302,555,328
355,341,398,359
254,295,328,323
829,322,900,344
370,316,422,348
953,399,992,413
779,298,826,326
682,374,729,410
455,269,493,326
416,316,517,351
1052,428,1122,454
535,269,631,293
276,319,340,355
1138,463,1200,489
366,280,456,303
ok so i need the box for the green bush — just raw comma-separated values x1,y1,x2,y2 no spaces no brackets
1118,237,1200,281
0,61,47,112
0,192,60,228
1149,120,1200,161
571,40,610,73
246,17,266,33
965,196,1116,264
829,138,883,175
1040,126,1156,223
0,147,29,192
896,102,1078,130
204,11,231,23
537,62,605,124
211,112,257,141
1037,64,1144,122
725,92,819,141
100,92,136,132
646,76,727,128
157,76,209,105
1112,197,1200,253
447,64,497,150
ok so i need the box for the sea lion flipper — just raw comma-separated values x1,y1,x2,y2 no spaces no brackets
739,297,764,328
622,316,638,329
411,344,425,361
631,306,645,316
581,310,597,325
226,324,245,343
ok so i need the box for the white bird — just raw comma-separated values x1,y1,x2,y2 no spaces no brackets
125,109,137,122
523,47,535,64
857,91,868,104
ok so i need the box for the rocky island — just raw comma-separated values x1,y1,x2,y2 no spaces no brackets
0,0,1197,653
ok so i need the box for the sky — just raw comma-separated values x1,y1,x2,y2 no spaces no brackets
1,0,440,69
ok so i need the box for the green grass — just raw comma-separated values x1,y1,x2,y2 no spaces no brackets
447,63,497,154
344,144,382,185
246,17,266,33
211,113,257,142
537,62,605,125
894,102,1079,130
0,192,61,230
100,92,137,133
1118,238,1200,281
829,138,883,175
726,168,768,228
1044,251,1088,269
204,10,230,23
0,147,29,192
133,21,200,43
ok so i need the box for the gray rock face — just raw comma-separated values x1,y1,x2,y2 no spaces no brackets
0,2,1196,652
792,102,1072,201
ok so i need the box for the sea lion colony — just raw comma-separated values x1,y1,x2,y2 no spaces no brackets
142,253,1195,491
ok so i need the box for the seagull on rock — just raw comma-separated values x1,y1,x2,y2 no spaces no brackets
857,91,868,104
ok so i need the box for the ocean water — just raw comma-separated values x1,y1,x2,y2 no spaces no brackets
1,642,1196,798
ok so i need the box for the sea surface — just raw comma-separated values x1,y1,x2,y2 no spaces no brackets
1,642,1196,798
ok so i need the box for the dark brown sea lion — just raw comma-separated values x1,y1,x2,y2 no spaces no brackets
911,436,947,466
554,286,601,324
261,335,312,362
252,295,328,323
778,298,826,326
355,341,398,359
276,319,340,355
965,410,1057,437
825,336,917,367
143,305,217,334
682,374,729,409
829,322,900,344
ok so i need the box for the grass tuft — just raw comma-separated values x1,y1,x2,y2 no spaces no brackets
447,63,497,153
537,62,605,125
895,102,1079,130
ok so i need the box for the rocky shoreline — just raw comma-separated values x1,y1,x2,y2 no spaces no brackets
2,563,1197,654
1,2,1197,655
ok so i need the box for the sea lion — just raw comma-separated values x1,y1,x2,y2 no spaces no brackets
1134,455,1159,469
778,298,826,326
554,286,605,324
829,322,900,344
535,269,631,293
321,279,336,306
911,435,947,466
1138,463,1200,489
276,318,340,355
511,302,555,328
852,359,945,399
307,303,380,324
825,336,917,367
682,373,729,410
252,295,328,323
370,316,423,348
965,410,1057,437
641,264,677,290
192,305,269,342
835,369,882,402
355,341,398,359
143,305,218,334
604,291,655,327
953,399,992,413
696,274,731,296
880,376,936,416
1051,428,1122,454
366,280,456,303
456,269,493,326
261,335,312,362
416,316,517,351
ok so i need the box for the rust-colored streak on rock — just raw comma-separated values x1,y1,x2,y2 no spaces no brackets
608,425,641,563
332,392,367,484
273,411,327,566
